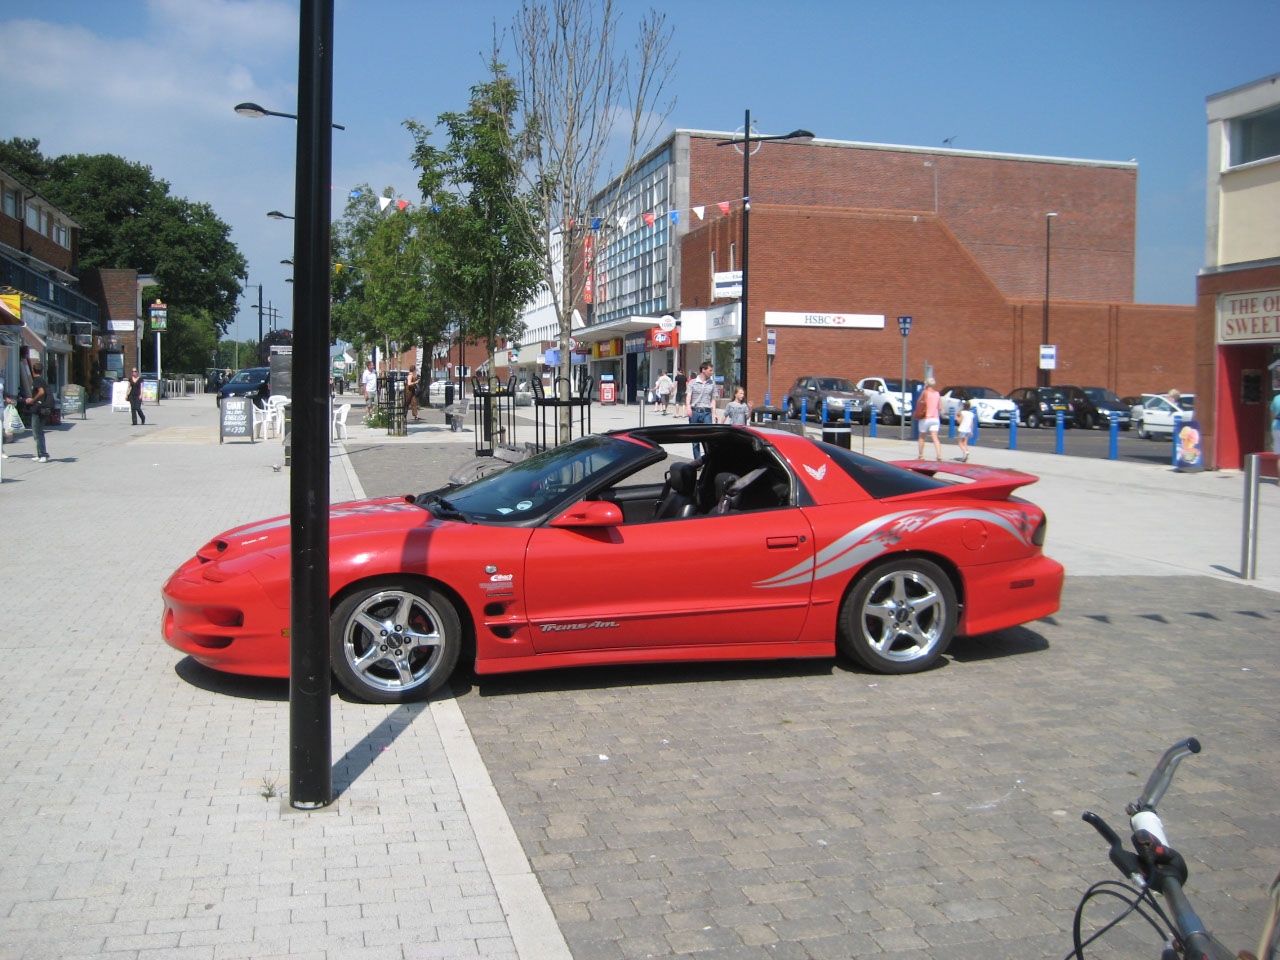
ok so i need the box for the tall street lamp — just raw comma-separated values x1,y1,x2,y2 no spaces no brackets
1039,212,1058,388
267,210,296,220
717,111,814,395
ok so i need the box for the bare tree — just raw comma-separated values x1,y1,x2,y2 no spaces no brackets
508,0,676,440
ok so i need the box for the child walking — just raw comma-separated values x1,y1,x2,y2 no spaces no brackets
723,386,751,426
956,400,975,461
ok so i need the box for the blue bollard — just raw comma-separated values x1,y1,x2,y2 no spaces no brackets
1055,411,1065,454
971,417,979,448
822,397,829,424
1171,414,1181,466
800,397,808,422
869,412,877,437
1108,413,1119,460
948,408,956,439
764,391,770,407
1009,416,1018,450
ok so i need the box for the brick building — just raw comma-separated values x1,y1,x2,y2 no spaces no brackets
547,131,1193,406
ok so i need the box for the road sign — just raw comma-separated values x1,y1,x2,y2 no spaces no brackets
149,300,168,331
897,315,913,337
1039,344,1057,370
766,328,776,356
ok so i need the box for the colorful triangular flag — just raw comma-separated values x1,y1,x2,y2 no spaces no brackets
349,189,363,199
717,201,730,216
591,218,602,231
669,211,679,225
693,206,705,221
642,213,655,227
378,196,392,212
397,200,409,211
617,215,630,230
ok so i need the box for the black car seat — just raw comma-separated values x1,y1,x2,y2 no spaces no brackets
654,460,699,520
712,467,769,514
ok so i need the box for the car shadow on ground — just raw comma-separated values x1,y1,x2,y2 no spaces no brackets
175,657,289,701
946,624,1050,662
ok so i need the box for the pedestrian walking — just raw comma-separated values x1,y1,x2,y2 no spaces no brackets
25,360,52,462
723,386,751,426
916,377,943,461
406,368,421,420
955,400,975,461
686,361,718,458
127,368,146,425
653,370,673,415
361,360,377,403
673,368,688,410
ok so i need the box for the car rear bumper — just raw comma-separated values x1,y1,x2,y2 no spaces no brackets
958,554,1064,637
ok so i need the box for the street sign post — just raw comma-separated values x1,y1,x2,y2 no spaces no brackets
149,300,167,401
898,316,913,440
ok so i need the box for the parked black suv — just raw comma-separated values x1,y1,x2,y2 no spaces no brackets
1057,385,1132,430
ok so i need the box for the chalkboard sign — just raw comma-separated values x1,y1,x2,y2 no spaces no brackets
61,384,85,419
111,379,130,412
220,396,254,443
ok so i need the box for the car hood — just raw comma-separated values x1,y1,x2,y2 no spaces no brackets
192,496,433,562
823,390,867,400
1093,400,1128,413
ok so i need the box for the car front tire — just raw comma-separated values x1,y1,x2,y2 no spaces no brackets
330,579,462,703
880,404,899,427
1027,412,1041,429
837,558,956,674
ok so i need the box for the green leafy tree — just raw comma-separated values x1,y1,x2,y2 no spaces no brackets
0,138,247,338
407,63,543,374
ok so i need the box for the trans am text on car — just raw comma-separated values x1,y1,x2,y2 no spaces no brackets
162,424,1064,702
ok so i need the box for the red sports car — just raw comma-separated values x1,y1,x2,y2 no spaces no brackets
162,424,1063,703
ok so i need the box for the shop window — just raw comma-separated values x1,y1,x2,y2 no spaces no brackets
1231,105,1280,166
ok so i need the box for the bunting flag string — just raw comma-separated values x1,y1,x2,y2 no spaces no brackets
344,187,750,231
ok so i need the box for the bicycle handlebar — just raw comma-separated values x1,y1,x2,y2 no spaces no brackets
1132,737,1201,813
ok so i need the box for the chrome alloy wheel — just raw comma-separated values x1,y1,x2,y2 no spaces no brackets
857,567,948,664
337,588,449,696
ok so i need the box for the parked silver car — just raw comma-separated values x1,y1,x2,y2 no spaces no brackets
784,376,870,422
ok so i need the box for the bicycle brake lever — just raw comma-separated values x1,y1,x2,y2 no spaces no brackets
1084,812,1144,883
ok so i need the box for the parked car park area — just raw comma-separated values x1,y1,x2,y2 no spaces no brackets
782,376,870,422
1133,392,1198,438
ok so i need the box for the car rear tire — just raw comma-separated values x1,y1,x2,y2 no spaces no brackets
837,558,956,674
880,404,898,427
330,579,461,703
1027,412,1041,429
1137,422,1148,440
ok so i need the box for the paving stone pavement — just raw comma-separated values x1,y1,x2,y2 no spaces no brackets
2,395,1277,959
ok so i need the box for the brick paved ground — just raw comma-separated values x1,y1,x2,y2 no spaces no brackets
344,428,1280,959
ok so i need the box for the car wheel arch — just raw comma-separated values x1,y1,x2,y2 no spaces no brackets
330,571,477,671
834,549,966,628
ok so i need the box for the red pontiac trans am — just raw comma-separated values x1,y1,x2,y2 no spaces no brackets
162,423,1063,703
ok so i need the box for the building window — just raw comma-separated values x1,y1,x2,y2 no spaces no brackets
54,222,69,248
3,188,17,219
1231,105,1280,166
729,242,735,273
25,202,40,231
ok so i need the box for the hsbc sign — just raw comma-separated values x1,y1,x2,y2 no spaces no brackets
765,311,886,329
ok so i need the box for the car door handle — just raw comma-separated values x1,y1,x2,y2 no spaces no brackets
766,536,800,549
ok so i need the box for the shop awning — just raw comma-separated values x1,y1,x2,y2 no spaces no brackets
0,328,20,347
19,325,43,352
569,315,668,344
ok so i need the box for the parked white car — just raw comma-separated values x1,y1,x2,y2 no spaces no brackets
856,376,924,426
1133,393,1196,439
938,385,1018,427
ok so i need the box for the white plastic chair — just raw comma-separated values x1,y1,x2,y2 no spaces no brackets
251,403,272,439
332,403,350,440
265,396,289,438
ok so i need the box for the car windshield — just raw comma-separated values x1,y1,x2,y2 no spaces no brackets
419,435,654,524
963,387,1001,400
1177,395,1195,411
1041,390,1069,402
1083,388,1121,403
815,378,856,392
230,370,266,384
884,379,924,392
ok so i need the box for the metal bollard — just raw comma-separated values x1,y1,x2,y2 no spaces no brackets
869,412,877,437
1009,416,1018,450
1242,454,1262,579
1055,411,1065,454
1108,413,1119,460
1171,414,1182,467
972,418,979,448
764,391,771,407
822,397,829,424
800,397,808,423
948,408,956,439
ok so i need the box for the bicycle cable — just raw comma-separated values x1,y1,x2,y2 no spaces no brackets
1066,880,1174,960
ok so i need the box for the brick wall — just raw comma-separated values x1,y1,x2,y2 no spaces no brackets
80,267,141,371
687,137,1136,303
0,211,75,273
681,207,1190,403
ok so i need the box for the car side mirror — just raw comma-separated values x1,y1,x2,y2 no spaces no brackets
549,500,623,528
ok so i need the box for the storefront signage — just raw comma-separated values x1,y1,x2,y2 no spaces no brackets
713,271,742,298
765,312,885,329
1217,287,1280,344
594,338,622,358
646,328,679,349
108,318,135,332
149,301,167,331
624,333,647,354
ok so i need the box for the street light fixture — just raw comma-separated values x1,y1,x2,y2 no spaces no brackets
717,111,814,395
1040,212,1059,388
234,101,345,131
267,210,295,220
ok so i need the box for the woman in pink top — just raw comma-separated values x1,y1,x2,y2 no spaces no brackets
916,377,943,461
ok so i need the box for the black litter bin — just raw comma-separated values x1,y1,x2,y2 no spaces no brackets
751,405,785,423
444,382,455,407
821,424,853,449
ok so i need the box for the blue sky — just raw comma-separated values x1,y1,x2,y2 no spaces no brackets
1,0,1277,340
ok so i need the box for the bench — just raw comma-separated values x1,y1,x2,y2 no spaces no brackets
444,397,470,432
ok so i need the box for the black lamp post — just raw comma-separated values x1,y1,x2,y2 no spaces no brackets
717,112,814,395
267,210,296,221
1039,212,1058,388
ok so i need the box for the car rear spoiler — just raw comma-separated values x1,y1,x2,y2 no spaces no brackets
888,460,1041,500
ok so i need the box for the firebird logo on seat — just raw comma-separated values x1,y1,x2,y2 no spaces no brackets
539,621,620,633
803,464,827,481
